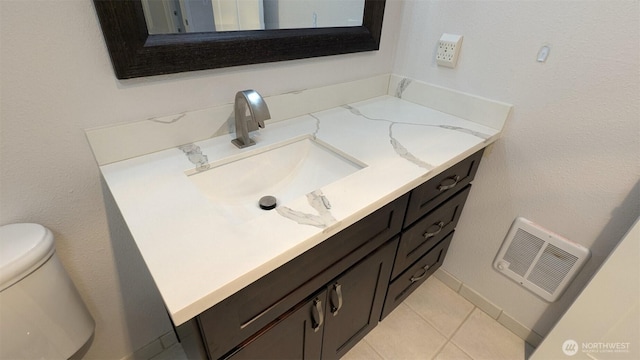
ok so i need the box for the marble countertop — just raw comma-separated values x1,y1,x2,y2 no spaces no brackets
100,93,504,326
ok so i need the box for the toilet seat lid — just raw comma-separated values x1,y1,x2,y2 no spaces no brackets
0,223,55,291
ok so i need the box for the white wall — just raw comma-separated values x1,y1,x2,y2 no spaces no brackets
0,0,402,359
531,218,639,360
393,0,639,337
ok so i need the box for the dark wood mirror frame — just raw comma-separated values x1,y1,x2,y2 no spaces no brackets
93,0,386,79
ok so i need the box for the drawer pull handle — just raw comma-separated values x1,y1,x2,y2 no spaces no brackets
423,221,445,239
438,175,460,191
330,283,343,316
410,264,431,283
311,298,324,332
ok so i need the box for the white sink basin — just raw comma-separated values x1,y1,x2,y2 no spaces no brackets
187,136,366,221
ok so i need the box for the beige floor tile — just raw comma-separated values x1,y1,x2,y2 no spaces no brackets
342,339,384,360
434,342,472,360
404,277,474,338
364,303,447,360
452,309,526,360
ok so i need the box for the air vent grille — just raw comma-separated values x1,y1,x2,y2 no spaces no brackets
528,244,578,294
494,217,590,302
504,229,545,276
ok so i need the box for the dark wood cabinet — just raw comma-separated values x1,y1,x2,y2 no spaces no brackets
380,149,484,320
221,237,398,360
226,291,327,360
381,233,453,319
321,238,396,359
391,185,471,279
179,149,485,360
196,195,408,359
404,149,483,226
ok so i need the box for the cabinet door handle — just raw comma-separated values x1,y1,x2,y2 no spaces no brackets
437,175,460,191
311,298,324,332
409,264,431,283
423,221,445,239
330,283,343,316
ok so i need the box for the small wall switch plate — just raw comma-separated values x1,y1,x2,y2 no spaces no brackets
437,33,463,68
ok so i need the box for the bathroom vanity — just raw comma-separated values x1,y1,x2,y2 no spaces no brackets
88,75,511,360
186,149,483,359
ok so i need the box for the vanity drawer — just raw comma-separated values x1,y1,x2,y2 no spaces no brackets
404,149,483,227
381,232,453,320
198,194,408,359
391,185,471,280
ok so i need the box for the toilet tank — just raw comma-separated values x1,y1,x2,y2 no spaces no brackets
0,223,95,359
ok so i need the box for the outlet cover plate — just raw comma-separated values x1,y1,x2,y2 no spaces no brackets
437,33,463,68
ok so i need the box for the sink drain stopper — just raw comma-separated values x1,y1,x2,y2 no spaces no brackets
259,195,277,210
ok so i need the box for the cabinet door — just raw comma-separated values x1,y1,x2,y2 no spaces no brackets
226,290,327,360
320,238,398,360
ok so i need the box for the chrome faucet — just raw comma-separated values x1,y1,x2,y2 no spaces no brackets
232,90,271,148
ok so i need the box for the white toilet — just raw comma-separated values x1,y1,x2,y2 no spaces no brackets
0,223,95,359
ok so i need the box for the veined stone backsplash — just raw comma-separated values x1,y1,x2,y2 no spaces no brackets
85,74,511,166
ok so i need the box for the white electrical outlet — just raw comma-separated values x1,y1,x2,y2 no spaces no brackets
436,33,463,68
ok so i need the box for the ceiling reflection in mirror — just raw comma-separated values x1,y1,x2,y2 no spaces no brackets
142,0,365,34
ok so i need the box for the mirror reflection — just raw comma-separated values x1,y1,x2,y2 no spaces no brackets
142,0,365,34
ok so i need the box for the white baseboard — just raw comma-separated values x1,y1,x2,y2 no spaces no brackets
434,268,544,347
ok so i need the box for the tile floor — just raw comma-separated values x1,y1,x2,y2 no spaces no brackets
152,276,533,360
343,276,533,360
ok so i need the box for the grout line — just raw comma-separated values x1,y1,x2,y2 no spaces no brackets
430,307,477,360
404,299,456,341
362,339,387,360
438,270,542,345
403,300,441,332
450,305,476,341
407,306,436,332
428,340,450,360
453,341,476,360
400,302,442,336
401,277,481,359
395,302,455,360
446,307,478,360
405,277,476,341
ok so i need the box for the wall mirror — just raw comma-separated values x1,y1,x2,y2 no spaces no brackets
93,0,386,79
143,0,366,34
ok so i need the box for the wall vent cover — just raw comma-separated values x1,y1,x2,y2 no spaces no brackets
494,217,590,302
